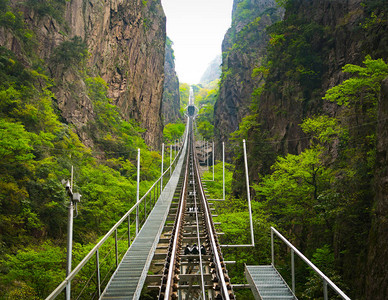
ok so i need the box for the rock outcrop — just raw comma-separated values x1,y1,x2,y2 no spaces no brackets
161,37,181,125
214,0,282,160
3,0,166,148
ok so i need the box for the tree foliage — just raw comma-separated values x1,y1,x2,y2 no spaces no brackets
0,6,165,298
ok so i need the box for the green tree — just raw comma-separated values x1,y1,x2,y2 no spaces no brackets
254,147,335,233
163,122,185,143
0,119,34,164
1,242,66,299
323,55,388,112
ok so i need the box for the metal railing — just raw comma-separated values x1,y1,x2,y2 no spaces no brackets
270,227,351,300
46,124,188,300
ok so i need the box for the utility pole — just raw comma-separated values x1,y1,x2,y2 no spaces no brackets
65,166,81,300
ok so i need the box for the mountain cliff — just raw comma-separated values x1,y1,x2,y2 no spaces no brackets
1,0,166,148
215,0,388,297
161,37,181,124
0,0,168,296
214,0,282,159
199,55,221,85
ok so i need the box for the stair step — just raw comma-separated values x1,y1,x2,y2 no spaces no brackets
245,265,296,300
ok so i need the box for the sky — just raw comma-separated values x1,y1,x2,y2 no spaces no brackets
161,0,234,84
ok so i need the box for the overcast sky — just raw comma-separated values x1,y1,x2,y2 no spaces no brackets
161,0,234,84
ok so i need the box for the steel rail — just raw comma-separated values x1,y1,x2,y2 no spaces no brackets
160,119,232,299
191,149,207,300
193,135,231,300
46,120,189,300
163,146,189,299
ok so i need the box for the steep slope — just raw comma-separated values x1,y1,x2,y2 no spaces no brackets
213,0,282,159
256,0,387,156
215,0,387,298
161,37,181,124
1,0,166,147
0,1,168,296
366,76,388,298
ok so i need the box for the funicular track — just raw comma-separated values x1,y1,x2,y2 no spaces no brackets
146,118,234,300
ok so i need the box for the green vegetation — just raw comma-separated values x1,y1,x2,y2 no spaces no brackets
192,81,218,140
227,56,387,297
0,3,166,298
179,82,190,116
51,36,89,71
25,0,68,24
163,122,185,143
266,17,325,98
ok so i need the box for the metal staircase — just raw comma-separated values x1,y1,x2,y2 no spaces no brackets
245,265,296,300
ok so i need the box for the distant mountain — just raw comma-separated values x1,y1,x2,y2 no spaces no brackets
199,55,221,84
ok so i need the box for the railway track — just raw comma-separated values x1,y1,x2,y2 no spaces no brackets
146,118,234,300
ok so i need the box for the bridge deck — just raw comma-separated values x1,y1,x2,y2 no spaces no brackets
245,265,296,300
101,140,187,300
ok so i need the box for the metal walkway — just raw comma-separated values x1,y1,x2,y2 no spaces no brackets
100,139,188,300
245,265,296,300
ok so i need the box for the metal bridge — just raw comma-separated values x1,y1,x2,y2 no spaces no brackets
46,111,350,299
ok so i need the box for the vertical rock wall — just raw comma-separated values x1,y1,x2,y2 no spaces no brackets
214,0,282,160
366,77,388,299
5,0,166,148
161,37,181,125
214,0,388,297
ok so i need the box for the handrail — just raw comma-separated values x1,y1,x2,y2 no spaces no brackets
271,227,351,300
46,120,189,300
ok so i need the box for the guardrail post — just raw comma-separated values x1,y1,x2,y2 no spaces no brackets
323,279,328,300
271,228,274,265
206,140,209,170
243,139,255,246
96,249,101,298
161,143,164,191
153,184,156,206
222,142,225,200
212,141,215,181
115,229,118,268
136,148,140,235
157,179,160,200
170,145,172,177
291,248,295,293
127,215,131,247
144,193,147,221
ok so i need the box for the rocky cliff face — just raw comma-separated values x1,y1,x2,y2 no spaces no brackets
256,0,386,155
161,37,181,125
253,1,387,296
215,0,387,297
366,76,388,299
199,55,221,85
213,0,282,159
2,0,166,148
